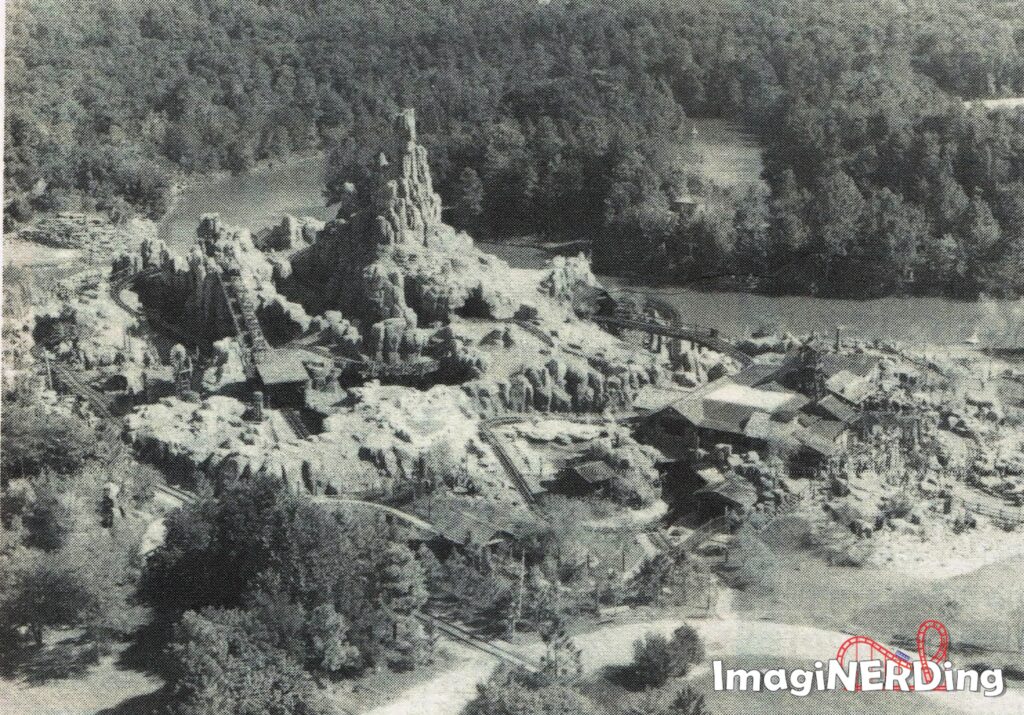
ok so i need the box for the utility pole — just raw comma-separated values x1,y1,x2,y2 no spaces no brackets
512,549,526,639
45,351,54,391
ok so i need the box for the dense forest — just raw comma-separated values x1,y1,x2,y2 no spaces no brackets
6,0,1024,297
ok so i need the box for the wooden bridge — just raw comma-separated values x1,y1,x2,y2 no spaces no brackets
592,314,752,366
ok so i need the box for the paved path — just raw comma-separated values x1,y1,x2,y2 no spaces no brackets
367,615,1024,714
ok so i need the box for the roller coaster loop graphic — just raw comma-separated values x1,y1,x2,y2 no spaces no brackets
835,620,949,691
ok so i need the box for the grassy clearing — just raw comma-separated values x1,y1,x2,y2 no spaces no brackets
732,531,1024,675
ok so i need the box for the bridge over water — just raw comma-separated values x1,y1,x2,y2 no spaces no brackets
592,314,753,366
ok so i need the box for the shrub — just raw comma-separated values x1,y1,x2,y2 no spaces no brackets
632,633,674,687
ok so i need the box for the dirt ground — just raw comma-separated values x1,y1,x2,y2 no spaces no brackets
0,638,164,715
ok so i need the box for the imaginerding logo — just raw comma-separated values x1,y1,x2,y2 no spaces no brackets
834,619,948,691
712,620,1006,697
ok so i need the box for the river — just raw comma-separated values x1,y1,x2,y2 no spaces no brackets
159,139,1022,347
159,154,337,253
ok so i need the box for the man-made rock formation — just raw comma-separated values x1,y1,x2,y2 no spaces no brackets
114,107,742,510
366,318,429,364
255,214,325,251
540,254,601,302
128,388,524,503
290,109,520,328
462,355,659,416
121,215,312,352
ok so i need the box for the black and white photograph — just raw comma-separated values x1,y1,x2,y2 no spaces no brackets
3,1,1024,713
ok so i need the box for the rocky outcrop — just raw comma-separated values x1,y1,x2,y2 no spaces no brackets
539,254,600,303
462,355,659,416
202,338,247,390
128,387,523,503
366,318,429,364
370,109,443,245
255,215,325,251
289,109,518,328
309,311,362,355
128,215,312,349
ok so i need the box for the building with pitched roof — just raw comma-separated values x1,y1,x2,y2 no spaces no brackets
641,346,877,482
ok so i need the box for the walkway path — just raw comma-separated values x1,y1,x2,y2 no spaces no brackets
366,613,1024,715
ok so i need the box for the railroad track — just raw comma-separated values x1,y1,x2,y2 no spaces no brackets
414,611,539,672
153,483,198,506
281,408,311,439
111,267,207,345
31,342,201,510
592,314,752,366
479,422,538,508
310,495,439,532
41,353,116,422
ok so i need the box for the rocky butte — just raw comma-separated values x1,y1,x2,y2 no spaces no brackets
119,109,738,505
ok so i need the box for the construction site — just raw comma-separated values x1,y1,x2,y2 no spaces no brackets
16,110,1024,578
10,109,1024,714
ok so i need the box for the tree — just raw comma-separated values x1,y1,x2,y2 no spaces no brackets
721,526,779,595
1,405,95,479
767,169,810,259
305,603,361,674
4,551,96,645
538,614,582,682
664,688,710,715
667,623,705,676
631,633,674,688
960,189,1002,292
812,168,866,267
21,479,77,551
169,610,331,715
454,167,484,231
364,542,428,669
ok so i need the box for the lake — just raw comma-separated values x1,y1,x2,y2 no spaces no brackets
160,145,1023,347
159,155,337,253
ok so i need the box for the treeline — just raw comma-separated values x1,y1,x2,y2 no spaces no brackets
6,0,1024,296
608,1,1024,298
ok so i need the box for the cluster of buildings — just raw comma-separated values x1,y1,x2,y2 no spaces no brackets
638,344,882,521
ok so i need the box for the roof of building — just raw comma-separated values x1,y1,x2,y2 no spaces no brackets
743,411,797,442
792,416,847,456
568,460,620,484
632,385,692,413
773,350,880,385
820,353,880,378
825,370,873,403
704,384,797,411
693,477,758,509
417,500,540,546
255,350,311,385
731,363,785,387
655,376,808,438
814,394,858,424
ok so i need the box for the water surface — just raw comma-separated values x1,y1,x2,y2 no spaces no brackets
161,149,1022,347
159,155,336,253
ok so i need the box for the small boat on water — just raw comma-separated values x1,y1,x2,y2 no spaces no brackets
966,332,980,346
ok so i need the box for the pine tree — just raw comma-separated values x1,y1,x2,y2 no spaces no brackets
960,188,1002,293
367,543,428,669
454,166,484,232
538,613,582,682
